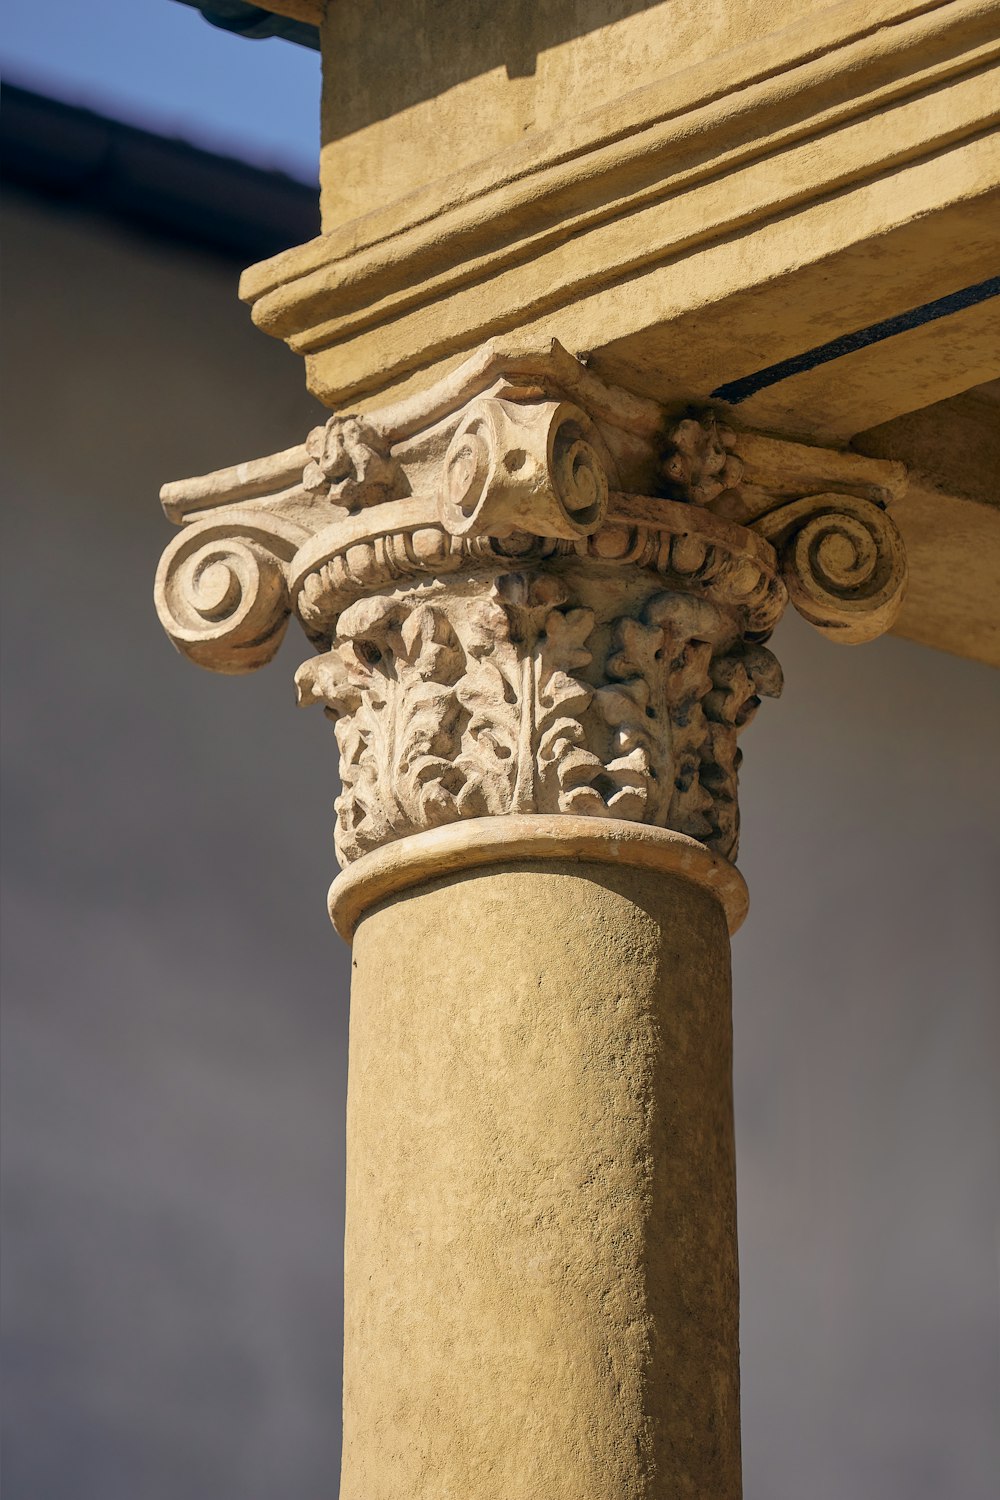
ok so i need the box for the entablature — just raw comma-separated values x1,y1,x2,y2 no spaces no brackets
239,0,999,436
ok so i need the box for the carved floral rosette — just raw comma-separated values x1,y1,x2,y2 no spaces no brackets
155,340,908,873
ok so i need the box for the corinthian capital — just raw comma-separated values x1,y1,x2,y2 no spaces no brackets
155,339,908,917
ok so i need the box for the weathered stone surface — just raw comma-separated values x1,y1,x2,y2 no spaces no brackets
154,339,908,1499
152,4,997,1487
238,0,999,446
852,379,1000,667
155,341,907,870
344,860,739,1500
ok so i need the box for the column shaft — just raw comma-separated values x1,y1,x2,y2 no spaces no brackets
341,860,740,1499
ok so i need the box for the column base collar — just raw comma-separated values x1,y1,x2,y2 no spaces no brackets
328,815,749,941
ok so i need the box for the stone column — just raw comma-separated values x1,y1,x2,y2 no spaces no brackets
341,846,742,1498
155,342,908,1497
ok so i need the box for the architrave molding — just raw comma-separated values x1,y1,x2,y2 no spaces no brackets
239,0,1000,412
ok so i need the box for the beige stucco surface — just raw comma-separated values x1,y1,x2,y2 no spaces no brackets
854,382,1000,666
320,0,817,226
230,0,996,436
343,861,739,1499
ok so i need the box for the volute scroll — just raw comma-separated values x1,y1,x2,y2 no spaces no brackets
753,492,908,643
154,512,310,674
439,397,611,541
154,339,908,874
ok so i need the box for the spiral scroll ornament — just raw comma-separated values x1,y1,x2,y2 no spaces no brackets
154,514,307,673
755,493,907,643
439,397,609,541
550,412,608,531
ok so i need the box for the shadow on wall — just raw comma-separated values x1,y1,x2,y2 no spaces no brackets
325,0,666,133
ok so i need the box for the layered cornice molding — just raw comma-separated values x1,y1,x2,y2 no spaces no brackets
239,0,1000,410
156,341,907,876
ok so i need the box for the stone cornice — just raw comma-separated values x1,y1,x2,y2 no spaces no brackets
239,0,1000,405
155,342,907,870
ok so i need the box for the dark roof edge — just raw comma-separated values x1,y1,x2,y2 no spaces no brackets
172,0,320,50
0,83,320,264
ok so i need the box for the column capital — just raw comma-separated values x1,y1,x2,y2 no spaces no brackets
155,340,907,909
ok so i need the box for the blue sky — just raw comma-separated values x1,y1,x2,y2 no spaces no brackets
1,0,320,183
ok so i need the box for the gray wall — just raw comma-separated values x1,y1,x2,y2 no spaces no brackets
2,188,998,1500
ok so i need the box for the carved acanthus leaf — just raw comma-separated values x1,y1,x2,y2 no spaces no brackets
454,574,599,819
701,642,783,860
296,599,466,863
294,577,781,865
577,594,733,838
155,340,908,876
